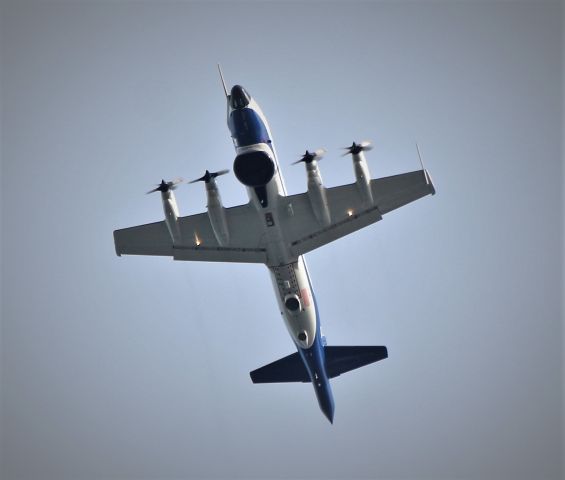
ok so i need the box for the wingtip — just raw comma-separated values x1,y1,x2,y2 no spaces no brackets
113,231,121,257
424,169,436,195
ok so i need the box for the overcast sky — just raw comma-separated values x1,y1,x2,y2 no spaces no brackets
1,1,563,479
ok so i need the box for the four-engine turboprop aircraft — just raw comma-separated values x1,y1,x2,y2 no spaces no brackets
113,76,435,423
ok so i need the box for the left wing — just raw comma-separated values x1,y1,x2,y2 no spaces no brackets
114,203,268,264
280,169,435,258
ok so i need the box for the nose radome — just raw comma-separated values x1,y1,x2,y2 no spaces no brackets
230,85,251,109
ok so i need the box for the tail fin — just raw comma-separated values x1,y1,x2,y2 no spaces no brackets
250,345,387,384
250,351,309,383
324,346,388,378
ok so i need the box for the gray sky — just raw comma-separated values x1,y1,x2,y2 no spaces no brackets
1,1,563,479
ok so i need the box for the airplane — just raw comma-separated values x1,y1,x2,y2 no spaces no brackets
113,69,435,423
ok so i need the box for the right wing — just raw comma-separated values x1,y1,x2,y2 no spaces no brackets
113,203,268,264
280,169,435,258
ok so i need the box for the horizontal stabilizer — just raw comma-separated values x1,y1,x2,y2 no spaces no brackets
324,346,388,378
250,345,388,384
250,352,310,383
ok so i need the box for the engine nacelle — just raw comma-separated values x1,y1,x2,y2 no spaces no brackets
233,145,275,187
305,160,331,227
205,180,230,246
161,191,181,244
352,151,374,207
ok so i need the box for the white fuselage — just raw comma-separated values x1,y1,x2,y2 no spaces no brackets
228,94,318,350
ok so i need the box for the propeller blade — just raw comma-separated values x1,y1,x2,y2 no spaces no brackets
211,169,230,178
146,178,184,194
342,141,373,156
189,169,230,183
313,148,327,157
293,148,326,164
167,177,184,191
188,173,207,184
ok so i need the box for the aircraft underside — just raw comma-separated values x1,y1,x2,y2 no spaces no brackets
113,77,435,422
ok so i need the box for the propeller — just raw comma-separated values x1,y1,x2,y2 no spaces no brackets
188,169,229,184
292,148,326,165
342,141,373,156
146,178,184,194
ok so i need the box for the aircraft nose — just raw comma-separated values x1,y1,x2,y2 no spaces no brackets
230,85,251,109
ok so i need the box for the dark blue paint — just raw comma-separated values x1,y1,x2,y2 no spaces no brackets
229,108,270,147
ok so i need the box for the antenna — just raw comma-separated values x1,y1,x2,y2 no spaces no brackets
416,141,434,188
415,141,426,170
217,63,228,98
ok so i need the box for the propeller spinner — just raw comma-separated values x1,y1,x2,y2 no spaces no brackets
146,178,184,194
189,169,230,184
342,141,373,156
293,148,326,165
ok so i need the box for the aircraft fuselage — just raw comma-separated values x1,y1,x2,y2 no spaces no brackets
114,79,435,422
227,85,335,422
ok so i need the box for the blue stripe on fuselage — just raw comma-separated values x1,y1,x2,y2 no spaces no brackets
296,275,335,423
229,108,271,147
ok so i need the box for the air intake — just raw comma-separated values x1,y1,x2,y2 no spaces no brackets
233,151,275,187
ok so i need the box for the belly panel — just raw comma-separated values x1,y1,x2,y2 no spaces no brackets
269,257,316,348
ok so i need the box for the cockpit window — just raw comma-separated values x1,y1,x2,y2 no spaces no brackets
230,85,250,109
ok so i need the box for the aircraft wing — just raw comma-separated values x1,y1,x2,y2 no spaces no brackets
113,203,268,264
281,169,435,257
